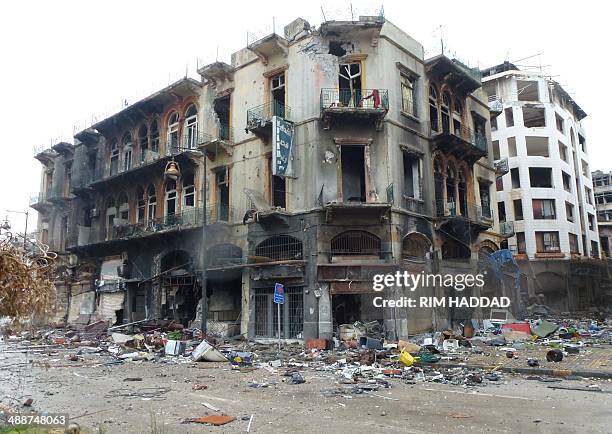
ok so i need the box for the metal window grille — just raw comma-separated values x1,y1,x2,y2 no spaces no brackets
254,287,303,338
254,235,303,261
331,231,381,257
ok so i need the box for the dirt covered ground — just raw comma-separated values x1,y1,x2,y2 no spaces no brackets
1,344,611,434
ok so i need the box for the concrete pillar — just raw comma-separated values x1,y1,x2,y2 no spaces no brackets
318,283,332,339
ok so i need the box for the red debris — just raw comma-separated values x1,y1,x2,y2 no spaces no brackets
191,415,235,426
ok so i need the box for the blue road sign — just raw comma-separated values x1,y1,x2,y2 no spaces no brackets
274,283,284,304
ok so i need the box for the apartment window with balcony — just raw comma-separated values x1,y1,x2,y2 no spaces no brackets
110,139,119,176
504,107,514,127
167,112,179,151
400,74,415,116
429,85,439,132
215,168,230,220
137,187,145,223
147,185,156,223
138,124,148,163
529,167,553,188
533,199,556,219
165,180,177,216
514,199,523,220
569,233,579,254
516,232,526,253
479,181,491,218
565,201,574,222
182,172,195,208
122,133,132,171
562,171,571,192
185,104,198,149
535,231,560,253
441,91,451,134
150,119,160,153
511,167,520,188
498,202,506,222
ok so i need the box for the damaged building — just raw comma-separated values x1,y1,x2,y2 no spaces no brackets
32,16,508,340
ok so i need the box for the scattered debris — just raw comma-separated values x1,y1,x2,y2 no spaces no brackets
190,415,236,426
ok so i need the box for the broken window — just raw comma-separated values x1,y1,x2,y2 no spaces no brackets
214,95,231,140
559,141,568,162
429,85,439,132
401,75,415,115
555,113,564,133
479,181,491,218
271,73,286,116
562,171,571,192
267,157,286,209
525,136,549,157
565,201,574,222
533,199,556,219
137,187,145,223
498,201,506,222
110,139,119,176
255,235,303,261
511,167,520,188
331,231,381,258
150,119,160,153
507,137,517,157
215,168,230,220
517,80,539,102
122,133,132,171
446,164,457,215
504,107,514,127
338,63,361,108
165,179,177,217
147,184,156,223
529,167,552,188
402,153,420,198
522,106,545,128
441,91,451,134
182,172,195,209
185,104,198,149
138,124,148,163
340,146,366,203
535,231,560,253
117,192,129,222
516,232,526,253
402,233,430,262
452,98,463,136
514,199,523,220
167,112,179,151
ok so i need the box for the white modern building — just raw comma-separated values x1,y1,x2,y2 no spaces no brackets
592,170,612,257
482,62,599,260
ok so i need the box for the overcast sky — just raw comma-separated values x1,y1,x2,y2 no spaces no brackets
1,0,610,234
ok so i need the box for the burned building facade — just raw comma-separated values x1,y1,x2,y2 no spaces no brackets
32,17,505,340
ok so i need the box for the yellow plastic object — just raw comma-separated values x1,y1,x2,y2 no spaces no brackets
399,349,415,367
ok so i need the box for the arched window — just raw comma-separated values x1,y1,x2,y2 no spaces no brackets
110,139,119,176
167,112,179,151
441,91,451,133
429,85,439,132
458,169,468,217
122,133,132,171
184,104,198,149
147,184,157,223
434,156,445,216
138,125,148,163
331,230,381,257
446,163,457,215
182,172,195,208
150,119,160,153
118,192,129,221
165,179,177,216
402,233,431,262
255,235,303,261
136,187,145,223
453,98,463,136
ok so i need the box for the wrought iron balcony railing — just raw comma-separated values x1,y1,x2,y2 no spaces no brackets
402,195,425,214
435,122,488,153
320,88,389,111
500,221,515,236
246,101,291,131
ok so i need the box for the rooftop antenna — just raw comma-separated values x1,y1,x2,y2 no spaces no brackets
273,16,275,35
439,25,444,55
350,3,354,21
320,5,327,22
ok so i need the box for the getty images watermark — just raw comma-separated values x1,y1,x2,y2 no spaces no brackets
371,271,511,308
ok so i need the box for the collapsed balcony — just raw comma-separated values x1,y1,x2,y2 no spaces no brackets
245,101,291,137
320,88,389,131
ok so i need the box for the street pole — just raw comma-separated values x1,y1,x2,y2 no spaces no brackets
200,151,208,337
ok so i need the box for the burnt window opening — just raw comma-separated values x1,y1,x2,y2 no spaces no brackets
147,184,156,223
207,243,242,267
328,40,347,57
442,239,471,260
150,119,160,153
64,163,72,195
341,145,366,203
138,124,148,163
182,172,195,209
137,187,145,223
522,106,546,128
167,112,180,150
429,85,439,132
214,95,231,140
446,165,456,215
165,179,177,216
452,98,463,136
529,167,553,188
331,230,382,258
118,192,129,221
339,62,362,107
215,168,230,220
441,91,451,134
185,104,198,149
511,167,521,188
434,157,444,216
272,175,286,209
122,133,133,171
402,153,420,198
498,201,506,222
105,197,115,240
458,170,468,217
271,73,286,117
565,201,574,222
402,233,430,262
255,235,303,261
110,139,119,176
578,133,586,152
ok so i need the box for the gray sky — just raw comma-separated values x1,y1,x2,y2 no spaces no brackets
1,0,610,234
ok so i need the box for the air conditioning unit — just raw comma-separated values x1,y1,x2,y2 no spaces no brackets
89,208,100,218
